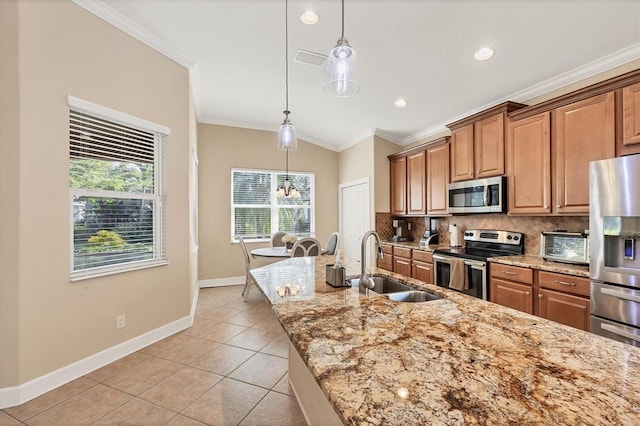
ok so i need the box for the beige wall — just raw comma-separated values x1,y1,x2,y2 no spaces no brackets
197,124,339,280
373,136,400,212
0,0,192,388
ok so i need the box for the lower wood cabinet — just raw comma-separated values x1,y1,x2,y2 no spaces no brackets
490,264,591,332
377,244,393,271
411,250,433,284
490,278,533,314
538,288,590,332
538,271,590,331
392,246,413,277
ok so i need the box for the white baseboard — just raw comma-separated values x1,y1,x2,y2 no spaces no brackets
199,276,245,288
0,289,200,409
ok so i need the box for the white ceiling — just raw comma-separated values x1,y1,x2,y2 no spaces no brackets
81,0,639,152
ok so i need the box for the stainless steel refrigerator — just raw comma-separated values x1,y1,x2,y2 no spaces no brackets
589,154,640,346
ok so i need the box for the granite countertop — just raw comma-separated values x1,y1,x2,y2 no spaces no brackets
250,256,640,425
490,255,590,278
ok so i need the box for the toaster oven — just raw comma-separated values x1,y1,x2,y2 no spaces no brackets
540,231,589,265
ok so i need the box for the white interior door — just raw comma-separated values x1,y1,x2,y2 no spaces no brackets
339,179,370,265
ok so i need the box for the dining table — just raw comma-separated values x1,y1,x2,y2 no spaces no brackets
250,246,291,258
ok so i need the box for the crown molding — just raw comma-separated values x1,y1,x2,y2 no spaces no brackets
72,0,196,69
372,128,403,145
402,43,640,145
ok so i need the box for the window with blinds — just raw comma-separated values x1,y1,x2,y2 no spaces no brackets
231,168,315,242
68,96,169,280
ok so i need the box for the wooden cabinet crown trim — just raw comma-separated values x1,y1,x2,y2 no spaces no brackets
387,136,449,160
509,68,640,121
446,101,528,130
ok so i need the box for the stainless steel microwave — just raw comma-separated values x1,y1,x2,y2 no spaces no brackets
448,176,506,214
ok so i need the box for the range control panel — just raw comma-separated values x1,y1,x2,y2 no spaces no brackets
463,229,523,245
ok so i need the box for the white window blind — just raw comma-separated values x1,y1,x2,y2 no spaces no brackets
231,168,315,242
69,98,168,280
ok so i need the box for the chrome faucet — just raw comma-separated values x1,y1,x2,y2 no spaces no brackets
360,230,384,293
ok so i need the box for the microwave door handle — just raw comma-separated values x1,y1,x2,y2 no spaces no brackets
484,185,490,206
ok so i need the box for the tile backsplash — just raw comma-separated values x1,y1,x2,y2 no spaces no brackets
375,212,588,255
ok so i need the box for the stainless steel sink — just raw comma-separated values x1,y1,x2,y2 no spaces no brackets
385,290,443,303
347,276,411,294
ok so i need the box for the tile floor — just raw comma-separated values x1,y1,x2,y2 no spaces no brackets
0,285,307,426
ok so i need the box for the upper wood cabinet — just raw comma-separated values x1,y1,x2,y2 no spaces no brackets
447,102,527,182
554,91,615,214
406,150,426,215
622,81,640,155
506,112,551,214
388,137,449,217
450,124,474,181
475,113,506,178
426,141,450,215
389,156,407,216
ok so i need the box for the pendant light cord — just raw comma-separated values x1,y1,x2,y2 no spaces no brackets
341,0,345,39
284,0,290,116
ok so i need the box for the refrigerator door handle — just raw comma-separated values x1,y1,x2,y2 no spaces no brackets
600,287,640,304
601,323,640,343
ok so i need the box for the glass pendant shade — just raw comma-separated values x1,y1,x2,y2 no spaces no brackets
277,117,297,150
325,38,359,97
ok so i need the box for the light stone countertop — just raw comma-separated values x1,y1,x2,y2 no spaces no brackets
250,256,640,425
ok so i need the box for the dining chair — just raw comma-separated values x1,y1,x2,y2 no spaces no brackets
236,236,257,297
290,237,321,257
322,232,340,255
271,231,287,247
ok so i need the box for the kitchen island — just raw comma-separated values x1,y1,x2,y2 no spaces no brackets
250,255,640,425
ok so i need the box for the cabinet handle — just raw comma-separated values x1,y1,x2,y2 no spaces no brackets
554,280,575,286
502,271,517,275
556,205,561,209
525,291,530,295
538,294,543,298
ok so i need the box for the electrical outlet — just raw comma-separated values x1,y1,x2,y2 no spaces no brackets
116,314,126,329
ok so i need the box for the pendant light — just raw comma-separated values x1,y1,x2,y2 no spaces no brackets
324,0,359,97
276,148,300,198
277,0,298,150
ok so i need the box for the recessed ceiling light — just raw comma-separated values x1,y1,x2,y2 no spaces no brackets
300,10,318,25
474,47,495,61
394,99,408,108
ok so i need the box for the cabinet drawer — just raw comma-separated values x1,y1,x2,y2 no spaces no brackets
490,264,533,284
539,271,589,297
539,288,590,332
381,244,394,255
394,246,412,258
412,250,433,263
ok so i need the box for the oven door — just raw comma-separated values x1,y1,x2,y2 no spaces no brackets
433,254,488,300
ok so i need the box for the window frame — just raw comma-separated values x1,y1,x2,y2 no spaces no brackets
68,96,170,281
231,167,315,243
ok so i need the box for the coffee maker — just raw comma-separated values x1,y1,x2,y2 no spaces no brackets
420,217,439,247
391,219,411,242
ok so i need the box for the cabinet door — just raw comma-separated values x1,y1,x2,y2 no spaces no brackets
474,114,505,178
554,92,615,214
426,143,450,215
622,82,640,154
490,278,533,314
412,260,433,284
406,151,426,215
393,256,412,277
390,157,407,216
450,124,474,182
377,255,393,272
507,112,551,214
538,288,590,331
